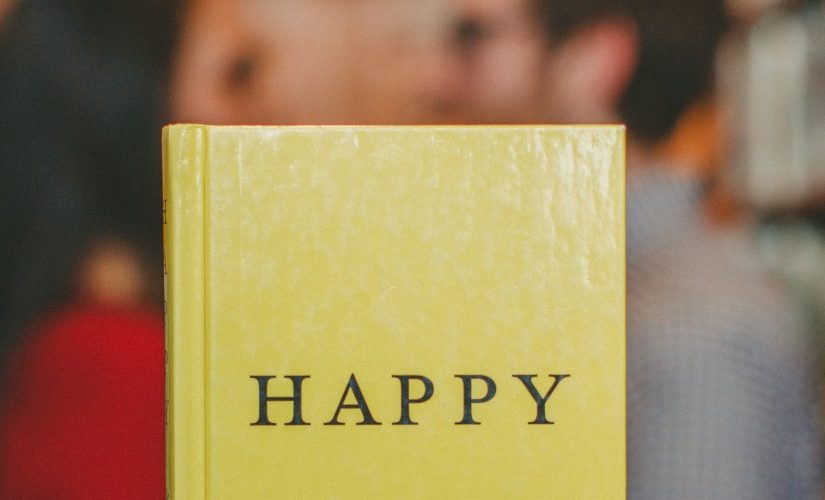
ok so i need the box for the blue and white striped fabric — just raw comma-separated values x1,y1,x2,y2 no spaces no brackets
626,170,823,499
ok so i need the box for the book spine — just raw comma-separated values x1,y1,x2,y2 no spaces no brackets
163,125,207,499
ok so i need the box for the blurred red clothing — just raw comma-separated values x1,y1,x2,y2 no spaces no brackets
0,304,165,499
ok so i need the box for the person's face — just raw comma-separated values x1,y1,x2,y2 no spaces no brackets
444,0,548,124
445,0,638,126
171,0,457,125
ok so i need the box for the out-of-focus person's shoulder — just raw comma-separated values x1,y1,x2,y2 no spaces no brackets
627,169,812,360
626,170,823,499
631,220,812,360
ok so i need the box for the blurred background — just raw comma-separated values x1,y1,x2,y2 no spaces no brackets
1,0,824,497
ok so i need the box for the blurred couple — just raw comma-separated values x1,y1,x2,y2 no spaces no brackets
0,0,820,498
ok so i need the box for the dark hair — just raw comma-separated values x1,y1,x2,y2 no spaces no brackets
538,0,728,143
0,0,183,356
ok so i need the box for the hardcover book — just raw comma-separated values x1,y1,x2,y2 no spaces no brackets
163,125,625,499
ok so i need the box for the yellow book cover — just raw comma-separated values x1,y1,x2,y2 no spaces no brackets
163,124,625,499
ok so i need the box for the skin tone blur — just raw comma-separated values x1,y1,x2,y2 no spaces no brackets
170,0,557,126
0,0,16,30
448,0,547,123
169,0,639,131
171,0,462,125
76,238,150,308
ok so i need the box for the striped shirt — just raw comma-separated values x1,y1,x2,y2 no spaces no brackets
626,170,823,499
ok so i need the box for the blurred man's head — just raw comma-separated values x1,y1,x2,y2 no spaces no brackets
171,0,462,125
535,0,727,146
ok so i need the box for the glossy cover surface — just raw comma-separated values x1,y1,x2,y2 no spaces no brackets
163,125,626,499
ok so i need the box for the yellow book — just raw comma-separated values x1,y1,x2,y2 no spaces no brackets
163,125,625,499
